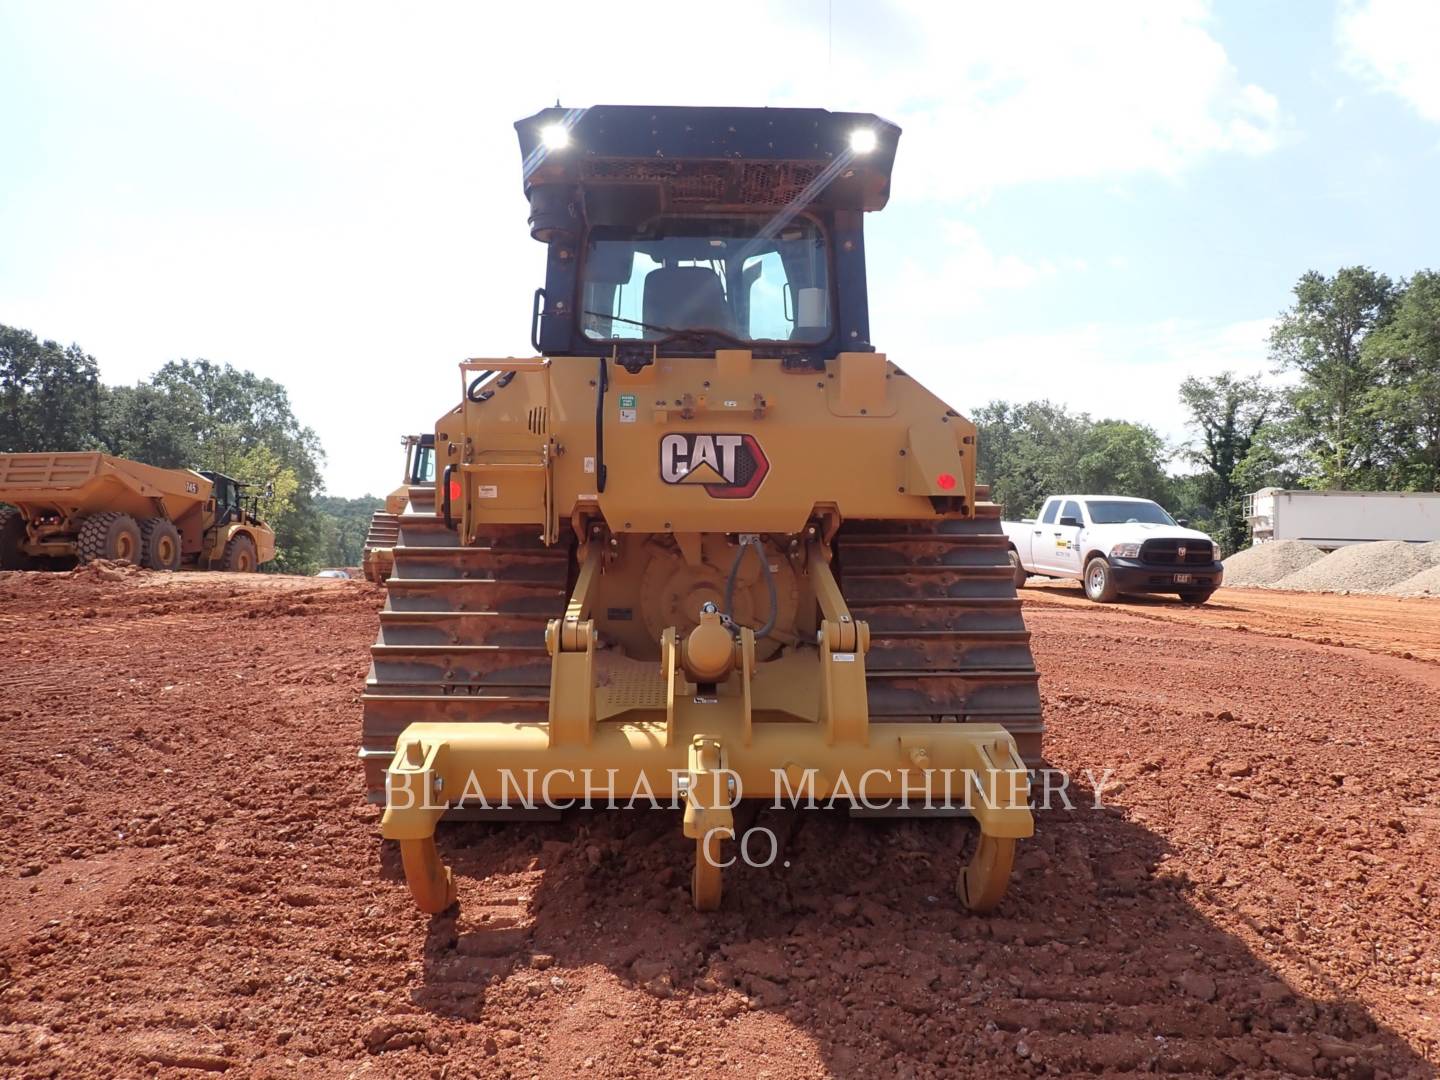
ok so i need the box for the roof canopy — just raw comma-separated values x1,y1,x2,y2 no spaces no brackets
513,105,901,221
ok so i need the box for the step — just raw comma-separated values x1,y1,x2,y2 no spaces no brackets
383,577,567,615
377,609,552,648
864,669,1042,719
837,536,1009,569
842,567,1019,602
849,597,1028,634
368,644,552,689
390,545,570,583
864,631,1036,673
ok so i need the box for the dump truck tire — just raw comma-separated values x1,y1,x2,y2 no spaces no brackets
77,512,143,565
221,534,257,573
140,517,182,571
0,508,34,570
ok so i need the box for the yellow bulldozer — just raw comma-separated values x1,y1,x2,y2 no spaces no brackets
361,434,436,583
363,106,1042,915
0,452,276,571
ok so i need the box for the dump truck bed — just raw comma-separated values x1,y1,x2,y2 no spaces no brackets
0,452,212,522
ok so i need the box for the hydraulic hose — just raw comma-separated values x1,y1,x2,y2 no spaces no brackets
594,356,608,494
723,536,778,639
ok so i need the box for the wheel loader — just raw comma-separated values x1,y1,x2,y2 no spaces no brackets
0,452,275,571
363,105,1042,915
361,434,436,583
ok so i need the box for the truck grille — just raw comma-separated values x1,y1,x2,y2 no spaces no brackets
1140,539,1213,566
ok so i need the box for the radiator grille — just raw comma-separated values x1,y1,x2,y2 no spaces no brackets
1140,539,1214,565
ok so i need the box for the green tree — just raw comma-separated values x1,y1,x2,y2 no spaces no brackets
973,400,1088,518
1177,372,1283,552
1073,420,1172,506
973,400,1173,518
0,325,103,452
315,494,385,568
1269,267,1395,487
99,381,206,467
1361,269,1440,490
149,360,326,573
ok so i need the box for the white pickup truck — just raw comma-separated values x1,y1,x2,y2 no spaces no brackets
1003,495,1224,603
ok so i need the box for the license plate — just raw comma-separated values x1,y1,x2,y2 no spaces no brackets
1174,573,1193,584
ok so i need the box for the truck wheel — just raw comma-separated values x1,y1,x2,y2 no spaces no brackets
1178,588,1215,605
1008,549,1027,589
0,508,34,570
77,512,143,564
221,534,257,573
1083,557,1120,603
140,517,183,571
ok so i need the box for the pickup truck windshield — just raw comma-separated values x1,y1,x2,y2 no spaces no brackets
1085,499,1176,526
579,215,830,344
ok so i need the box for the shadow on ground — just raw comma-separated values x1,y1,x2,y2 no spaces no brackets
397,790,1434,1079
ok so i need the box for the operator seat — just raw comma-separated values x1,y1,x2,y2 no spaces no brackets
642,266,735,335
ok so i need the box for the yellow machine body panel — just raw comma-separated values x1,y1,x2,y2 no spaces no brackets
438,352,976,542
0,452,213,523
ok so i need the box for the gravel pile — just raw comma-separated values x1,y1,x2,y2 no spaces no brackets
1222,540,1326,587
1383,544,1440,595
1273,540,1440,594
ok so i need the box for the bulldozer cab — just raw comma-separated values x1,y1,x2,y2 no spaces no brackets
516,106,900,361
405,434,435,486
199,471,265,527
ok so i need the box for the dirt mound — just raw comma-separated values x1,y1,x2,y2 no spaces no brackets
1273,539,1440,594
66,558,144,582
1384,562,1440,596
2,572,1438,1077
1221,540,1324,586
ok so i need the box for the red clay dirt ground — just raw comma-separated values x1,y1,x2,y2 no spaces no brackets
0,566,1436,1078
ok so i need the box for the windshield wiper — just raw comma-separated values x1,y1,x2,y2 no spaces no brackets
584,311,680,336
582,310,749,349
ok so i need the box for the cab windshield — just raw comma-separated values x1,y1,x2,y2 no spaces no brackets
580,215,830,344
1085,499,1176,526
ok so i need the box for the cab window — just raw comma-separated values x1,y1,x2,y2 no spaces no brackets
1040,500,1059,525
579,215,830,344
1061,500,1083,524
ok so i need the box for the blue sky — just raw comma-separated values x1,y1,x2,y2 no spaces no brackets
2,0,1437,496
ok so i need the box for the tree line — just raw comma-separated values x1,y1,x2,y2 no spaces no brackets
0,324,379,572
5,263,1435,566
977,266,1440,553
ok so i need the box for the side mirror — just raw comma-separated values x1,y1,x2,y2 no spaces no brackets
1059,516,1082,528
1177,518,1189,527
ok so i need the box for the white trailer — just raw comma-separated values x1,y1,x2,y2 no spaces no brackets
1245,488,1440,549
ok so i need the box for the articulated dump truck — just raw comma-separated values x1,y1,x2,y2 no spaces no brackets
0,452,275,571
363,105,1043,915
361,435,436,583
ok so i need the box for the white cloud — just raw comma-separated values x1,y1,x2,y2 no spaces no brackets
881,316,1286,459
1338,0,1440,123
873,222,1056,324
842,0,1284,200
